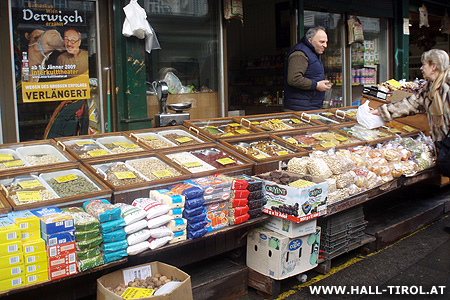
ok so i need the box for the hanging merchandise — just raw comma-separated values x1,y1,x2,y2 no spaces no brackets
419,4,430,28
442,11,450,35
347,17,364,45
224,0,243,23
122,0,161,53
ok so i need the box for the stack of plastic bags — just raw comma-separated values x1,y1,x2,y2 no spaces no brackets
132,198,174,250
168,183,207,239
83,199,127,264
62,207,104,272
149,190,187,244
114,203,149,255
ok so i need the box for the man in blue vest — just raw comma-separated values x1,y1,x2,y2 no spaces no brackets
284,26,331,111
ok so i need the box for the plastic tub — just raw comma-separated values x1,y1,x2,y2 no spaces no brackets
126,157,183,180
60,139,112,159
96,136,144,154
40,169,101,198
16,144,69,166
131,132,176,150
158,129,205,146
0,149,29,171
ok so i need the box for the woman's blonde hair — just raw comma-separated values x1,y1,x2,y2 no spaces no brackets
421,49,450,71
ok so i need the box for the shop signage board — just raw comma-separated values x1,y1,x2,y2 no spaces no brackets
13,2,90,102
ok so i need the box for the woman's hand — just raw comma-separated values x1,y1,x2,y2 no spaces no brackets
370,108,381,116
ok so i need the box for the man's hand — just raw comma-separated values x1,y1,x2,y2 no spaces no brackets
316,80,332,91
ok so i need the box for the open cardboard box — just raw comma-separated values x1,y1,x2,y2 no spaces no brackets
97,262,193,300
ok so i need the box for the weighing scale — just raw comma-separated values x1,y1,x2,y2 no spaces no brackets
154,81,192,127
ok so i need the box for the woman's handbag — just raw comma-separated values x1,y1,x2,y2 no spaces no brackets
435,131,450,177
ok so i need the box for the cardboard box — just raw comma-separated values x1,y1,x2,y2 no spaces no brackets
259,171,328,223
48,250,76,269
25,260,48,275
0,217,21,243
0,275,25,292
0,253,24,268
0,240,23,257
24,250,47,265
30,206,74,234
97,262,193,300
26,270,48,285
47,241,76,258
20,229,41,242
0,264,25,281
23,238,46,255
48,262,77,280
41,230,75,246
8,210,41,232
246,227,321,280
264,217,317,238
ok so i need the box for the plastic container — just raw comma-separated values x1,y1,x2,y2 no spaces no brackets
40,168,101,198
16,144,70,166
58,139,112,159
96,136,144,154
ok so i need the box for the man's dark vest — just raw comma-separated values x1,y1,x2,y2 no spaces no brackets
284,36,325,111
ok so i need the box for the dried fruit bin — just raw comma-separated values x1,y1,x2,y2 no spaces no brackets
381,120,422,137
233,112,323,132
296,109,356,126
219,134,307,174
329,106,359,120
125,126,210,151
0,165,111,210
183,117,263,141
160,143,254,178
55,132,149,162
0,139,77,176
336,124,398,144
82,153,190,204
271,126,365,152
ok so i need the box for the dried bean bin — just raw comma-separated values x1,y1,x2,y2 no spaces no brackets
0,174,59,210
297,109,356,126
160,143,254,178
232,112,323,132
55,132,149,162
82,154,190,204
336,124,398,145
271,126,366,152
219,134,307,174
125,126,210,151
0,140,77,176
56,138,112,160
37,166,112,209
183,117,263,141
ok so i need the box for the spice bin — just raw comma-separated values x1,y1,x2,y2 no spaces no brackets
297,109,356,125
83,153,190,204
272,126,365,152
126,126,210,151
184,117,262,141
219,134,307,174
233,112,322,132
160,143,254,177
0,140,77,176
55,132,148,162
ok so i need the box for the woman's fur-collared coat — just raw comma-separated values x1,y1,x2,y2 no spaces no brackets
378,76,450,143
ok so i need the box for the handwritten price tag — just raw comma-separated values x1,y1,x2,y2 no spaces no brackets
19,180,43,189
0,154,14,161
176,137,193,143
183,161,203,168
113,142,138,149
88,150,109,157
114,172,136,180
142,135,157,140
217,158,236,165
54,174,77,183
152,170,173,179
17,191,42,202
3,160,25,167
75,141,95,146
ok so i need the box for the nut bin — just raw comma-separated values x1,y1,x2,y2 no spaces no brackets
82,153,190,204
184,117,263,141
0,140,77,176
219,134,307,174
272,126,366,152
160,143,254,177
336,124,398,144
298,109,356,126
233,112,323,132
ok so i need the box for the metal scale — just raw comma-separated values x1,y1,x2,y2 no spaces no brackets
154,81,192,127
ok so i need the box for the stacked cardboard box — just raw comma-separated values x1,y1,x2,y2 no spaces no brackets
8,210,48,286
0,217,24,291
30,206,77,281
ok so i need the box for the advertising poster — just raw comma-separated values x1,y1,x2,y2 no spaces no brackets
13,2,90,102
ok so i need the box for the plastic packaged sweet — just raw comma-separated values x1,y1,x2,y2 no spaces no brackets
323,154,355,175
332,171,356,189
307,157,332,179
287,156,310,174
326,178,337,193
83,199,122,223
401,160,419,176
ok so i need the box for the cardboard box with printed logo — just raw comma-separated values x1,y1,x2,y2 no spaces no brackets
246,226,321,280
24,250,47,265
30,206,74,234
0,264,25,281
48,262,77,280
26,270,48,285
7,210,40,233
0,217,21,244
264,217,317,238
23,238,45,255
0,275,25,292
0,253,24,268
0,240,23,257
25,260,48,275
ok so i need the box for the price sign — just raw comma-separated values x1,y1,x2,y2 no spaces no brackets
113,142,138,149
75,141,95,146
286,138,298,144
335,135,348,141
152,170,174,179
121,287,155,299
19,180,43,189
175,137,193,143
142,135,157,140
251,121,260,125
114,172,136,180
276,151,289,156
347,112,356,116
402,125,415,132
205,125,218,128
290,118,301,124
388,128,402,133
3,160,25,167
322,112,333,116
221,133,235,137
321,142,336,148
228,123,241,127
17,191,42,202
298,144,310,148
183,161,203,168
88,149,109,157
54,174,77,183
217,158,236,165
254,154,267,159
0,154,14,161
270,119,283,124
235,129,250,134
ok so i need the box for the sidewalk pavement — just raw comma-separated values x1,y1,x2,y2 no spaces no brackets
240,212,450,300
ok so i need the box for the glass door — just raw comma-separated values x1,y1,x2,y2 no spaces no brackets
304,11,345,108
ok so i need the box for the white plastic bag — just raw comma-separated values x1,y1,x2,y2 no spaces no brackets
356,101,385,129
